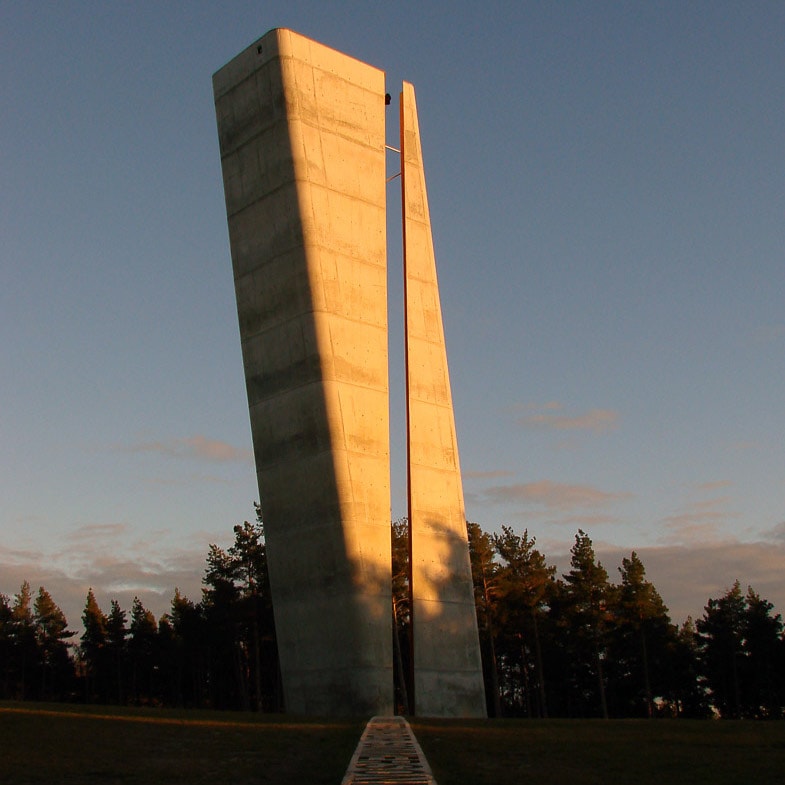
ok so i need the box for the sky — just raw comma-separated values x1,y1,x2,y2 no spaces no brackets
2,1,784,632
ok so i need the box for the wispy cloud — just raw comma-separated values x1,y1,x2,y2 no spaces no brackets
694,480,733,491
143,472,251,487
65,523,128,543
0,544,44,565
0,525,226,632
538,527,785,623
600,540,785,623
120,435,253,464
483,480,632,511
660,497,738,545
763,521,785,543
517,403,619,434
551,513,624,527
4,525,785,639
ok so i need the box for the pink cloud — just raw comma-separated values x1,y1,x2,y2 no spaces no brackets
693,480,733,491
539,531,785,624
518,407,619,434
765,521,785,542
484,480,632,511
65,523,128,543
549,513,624,527
597,540,785,623
661,497,739,545
121,435,252,463
0,527,222,633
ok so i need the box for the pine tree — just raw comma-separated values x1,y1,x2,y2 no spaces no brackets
33,586,74,700
156,614,178,706
493,526,555,717
696,581,746,717
669,617,710,717
614,552,674,717
128,597,157,704
199,509,280,712
169,588,207,708
203,540,247,709
81,588,108,702
563,531,612,718
467,521,501,716
228,516,276,711
0,594,12,698
741,587,783,718
11,581,38,700
105,600,128,703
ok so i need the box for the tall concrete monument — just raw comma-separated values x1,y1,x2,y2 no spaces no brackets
213,28,485,717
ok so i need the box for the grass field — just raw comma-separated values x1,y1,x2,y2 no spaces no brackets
412,717,785,785
0,702,363,784
2,702,784,784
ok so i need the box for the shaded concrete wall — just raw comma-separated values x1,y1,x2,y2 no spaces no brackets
400,82,487,717
213,28,392,716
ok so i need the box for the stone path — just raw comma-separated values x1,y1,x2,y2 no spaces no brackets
341,715,437,785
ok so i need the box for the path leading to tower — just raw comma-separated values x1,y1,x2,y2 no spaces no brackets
341,715,437,784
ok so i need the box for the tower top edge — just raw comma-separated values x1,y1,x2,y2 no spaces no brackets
213,28,387,100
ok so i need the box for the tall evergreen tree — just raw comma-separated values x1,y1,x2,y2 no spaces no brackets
614,552,674,717
169,588,207,708
33,586,74,700
742,588,784,717
563,531,612,718
200,511,279,712
128,597,158,704
668,617,711,717
696,581,746,718
105,600,128,703
0,593,12,698
202,541,245,708
81,589,108,702
492,526,555,717
11,581,38,700
228,514,278,711
698,585,785,718
467,521,501,716
156,613,179,705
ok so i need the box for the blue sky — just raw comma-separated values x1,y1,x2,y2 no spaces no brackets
2,1,784,630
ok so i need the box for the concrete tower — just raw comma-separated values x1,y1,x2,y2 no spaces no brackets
401,82,486,717
213,28,485,717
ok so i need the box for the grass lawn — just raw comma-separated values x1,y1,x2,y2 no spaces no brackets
0,702,363,784
412,717,785,785
2,702,784,784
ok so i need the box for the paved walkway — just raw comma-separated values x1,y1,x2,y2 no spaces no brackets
341,715,437,785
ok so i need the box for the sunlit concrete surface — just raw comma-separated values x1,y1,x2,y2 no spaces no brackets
214,28,393,716
400,82,487,718
214,28,485,718
341,716,437,785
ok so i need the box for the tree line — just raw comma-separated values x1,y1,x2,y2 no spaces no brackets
461,523,784,719
1,508,279,711
1,511,783,719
